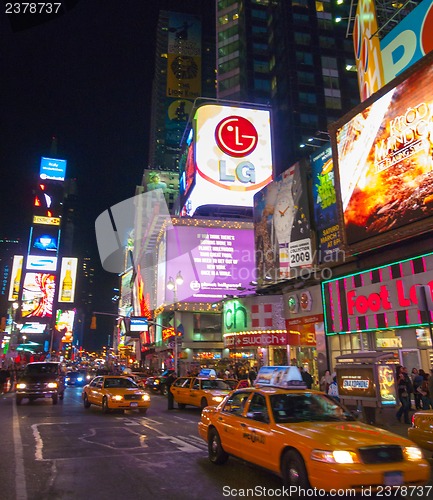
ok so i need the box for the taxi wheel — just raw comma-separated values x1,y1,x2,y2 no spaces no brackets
208,428,229,465
102,397,110,414
83,394,91,408
282,450,310,489
200,398,208,410
178,403,186,409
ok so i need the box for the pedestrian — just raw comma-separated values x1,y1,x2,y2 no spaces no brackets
300,367,313,389
248,367,257,386
417,372,432,410
166,371,177,410
328,376,340,402
320,370,333,393
429,369,433,408
396,366,412,424
411,368,423,410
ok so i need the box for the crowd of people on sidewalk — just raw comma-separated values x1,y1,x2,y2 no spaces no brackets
395,365,433,424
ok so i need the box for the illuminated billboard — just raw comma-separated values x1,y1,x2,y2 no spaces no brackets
330,51,433,253
21,272,56,318
254,160,313,282
58,258,78,303
353,0,385,101
26,255,58,272
158,222,256,304
310,145,342,263
55,309,75,343
39,157,67,181
182,104,273,216
8,255,23,301
381,0,433,84
29,226,60,255
33,182,64,218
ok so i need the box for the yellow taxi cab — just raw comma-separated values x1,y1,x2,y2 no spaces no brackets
82,375,150,414
408,409,433,451
198,366,430,492
171,370,232,410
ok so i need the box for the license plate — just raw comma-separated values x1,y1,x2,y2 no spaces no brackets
130,402,138,407
45,394,52,398
384,472,403,486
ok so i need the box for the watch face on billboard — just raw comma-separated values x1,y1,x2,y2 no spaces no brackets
330,51,433,252
21,272,56,318
183,104,273,215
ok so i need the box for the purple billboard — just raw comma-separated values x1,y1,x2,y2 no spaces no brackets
163,225,255,303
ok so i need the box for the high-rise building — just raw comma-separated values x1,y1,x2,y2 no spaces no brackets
216,0,362,175
146,1,216,210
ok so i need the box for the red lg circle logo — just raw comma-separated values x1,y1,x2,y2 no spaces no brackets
215,116,258,157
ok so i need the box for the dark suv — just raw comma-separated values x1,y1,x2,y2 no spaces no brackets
16,362,66,405
145,369,175,396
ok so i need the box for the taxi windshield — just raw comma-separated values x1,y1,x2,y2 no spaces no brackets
201,380,230,390
270,393,355,423
103,378,138,389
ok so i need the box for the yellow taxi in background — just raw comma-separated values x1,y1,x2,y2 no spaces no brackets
171,376,232,410
198,366,429,492
82,375,150,414
409,409,433,451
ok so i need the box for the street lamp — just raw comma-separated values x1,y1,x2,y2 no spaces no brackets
167,271,184,375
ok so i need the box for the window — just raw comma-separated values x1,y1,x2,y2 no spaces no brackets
222,391,251,415
219,58,240,74
247,393,269,422
218,25,238,42
254,59,269,73
294,32,311,45
254,78,271,91
218,40,240,58
293,13,309,24
297,71,315,85
252,25,268,35
296,51,313,65
252,9,268,19
253,42,268,51
300,113,318,127
321,56,338,70
219,75,240,91
299,92,317,105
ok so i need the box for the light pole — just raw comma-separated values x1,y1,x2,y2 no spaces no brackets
167,271,184,375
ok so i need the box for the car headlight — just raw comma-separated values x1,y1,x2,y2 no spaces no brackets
142,394,150,401
16,383,26,389
311,449,360,464
155,379,160,385
77,377,83,382
213,396,224,403
47,382,58,389
111,395,123,401
403,446,423,461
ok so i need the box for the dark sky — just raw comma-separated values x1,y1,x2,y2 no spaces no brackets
0,0,207,347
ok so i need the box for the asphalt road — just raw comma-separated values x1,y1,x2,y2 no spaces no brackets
0,387,432,500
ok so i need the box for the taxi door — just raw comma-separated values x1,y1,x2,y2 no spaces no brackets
240,393,277,471
187,377,202,406
87,377,104,405
171,377,191,404
216,390,252,458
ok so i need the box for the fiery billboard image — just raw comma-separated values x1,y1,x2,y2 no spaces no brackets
333,52,433,248
21,272,56,318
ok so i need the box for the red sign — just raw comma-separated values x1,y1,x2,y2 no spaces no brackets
215,116,258,157
224,332,287,347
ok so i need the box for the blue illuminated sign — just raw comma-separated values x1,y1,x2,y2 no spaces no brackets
39,157,67,181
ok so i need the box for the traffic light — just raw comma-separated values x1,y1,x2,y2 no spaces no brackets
90,316,97,330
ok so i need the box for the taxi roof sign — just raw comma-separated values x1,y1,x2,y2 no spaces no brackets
255,366,307,389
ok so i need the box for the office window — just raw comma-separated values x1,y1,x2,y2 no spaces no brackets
319,35,334,49
294,32,311,45
219,74,240,91
218,40,240,57
252,9,268,19
293,13,309,24
218,0,237,9
219,58,240,74
325,96,342,109
254,78,271,91
297,71,315,85
299,92,317,105
252,25,268,34
321,56,338,70
218,25,238,42
296,51,313,65
300,113,318,126
218,9,239,25
322,75,340,89
254,59,269,73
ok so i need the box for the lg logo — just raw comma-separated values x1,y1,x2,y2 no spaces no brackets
215,116,258,157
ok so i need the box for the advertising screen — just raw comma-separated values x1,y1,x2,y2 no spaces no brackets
33,182,64,218
161,223,255,304
310,145,342,263
58,258,78,303
29,226,60,255
39,157,67,181
55,309,75,343
26,255,58,272
183,104,273,216
8,255,23,301
21,272,56,318
330,51,433,252
130,317,148,332
254,160,313,282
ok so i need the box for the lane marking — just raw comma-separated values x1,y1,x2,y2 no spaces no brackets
12,401,28,500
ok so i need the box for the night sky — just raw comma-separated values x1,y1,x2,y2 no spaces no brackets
0,0,206,349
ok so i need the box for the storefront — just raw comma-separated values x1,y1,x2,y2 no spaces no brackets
223,295,287,369
322,251,433,373
283,285,325,387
